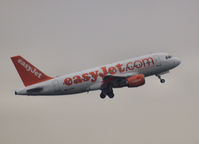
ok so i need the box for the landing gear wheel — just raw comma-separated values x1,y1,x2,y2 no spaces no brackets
100,93,106,99
160,79,165,83
107,92,114,98
156,74,165,84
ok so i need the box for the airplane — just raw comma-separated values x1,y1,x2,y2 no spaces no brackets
11,53,181,98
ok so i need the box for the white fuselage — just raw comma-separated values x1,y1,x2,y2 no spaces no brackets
16,53,181,96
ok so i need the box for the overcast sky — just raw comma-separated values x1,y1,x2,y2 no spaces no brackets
0,0,199,144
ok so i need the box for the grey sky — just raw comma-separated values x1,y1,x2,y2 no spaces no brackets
0,0,199,144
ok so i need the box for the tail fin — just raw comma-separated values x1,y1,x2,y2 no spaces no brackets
11,55,53,87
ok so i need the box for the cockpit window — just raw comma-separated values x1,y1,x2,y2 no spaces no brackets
166,55,172,59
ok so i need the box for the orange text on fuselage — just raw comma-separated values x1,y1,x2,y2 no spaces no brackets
64,57,154,86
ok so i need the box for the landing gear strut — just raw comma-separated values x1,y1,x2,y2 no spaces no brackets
156,74,165,83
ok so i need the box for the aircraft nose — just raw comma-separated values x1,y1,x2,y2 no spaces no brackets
174,57,181,66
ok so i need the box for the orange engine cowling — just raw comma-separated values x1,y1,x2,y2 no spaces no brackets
127,74,145,87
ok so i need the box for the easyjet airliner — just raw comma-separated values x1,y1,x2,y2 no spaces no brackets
11,53,181,98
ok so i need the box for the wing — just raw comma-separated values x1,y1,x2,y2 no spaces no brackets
102,72,138,88
100,72,138,98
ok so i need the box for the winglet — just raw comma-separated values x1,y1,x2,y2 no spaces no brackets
11,56,53,87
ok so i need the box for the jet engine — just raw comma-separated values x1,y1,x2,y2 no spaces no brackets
127,74,145,87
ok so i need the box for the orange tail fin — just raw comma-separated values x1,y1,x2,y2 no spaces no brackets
11,56,53,87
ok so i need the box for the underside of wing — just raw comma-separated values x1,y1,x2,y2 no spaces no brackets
100,73,145,98
102,72,138,88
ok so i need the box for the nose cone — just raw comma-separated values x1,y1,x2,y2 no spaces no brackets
174,57,181,67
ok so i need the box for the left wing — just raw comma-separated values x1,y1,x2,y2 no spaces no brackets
100,72,139,98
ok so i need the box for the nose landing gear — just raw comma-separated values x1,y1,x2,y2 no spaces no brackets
156,74,165,83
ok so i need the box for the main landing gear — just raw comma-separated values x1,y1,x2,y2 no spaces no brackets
100,92,106,99
100,92,114,99
156,74,165,83
100,86,114,99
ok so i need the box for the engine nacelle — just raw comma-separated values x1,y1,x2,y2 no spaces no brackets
127,74,145,87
